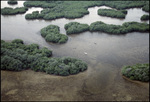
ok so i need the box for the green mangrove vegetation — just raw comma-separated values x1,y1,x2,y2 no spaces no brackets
121,64,149,82
89,21,149,34
98,9,127,18
24,1,56,8
141,14,149,21
65,22,89,34
64,21,149,35
23,1,148,20
1,7,28,15
40,25,68,44
1,39,88,76
142,2,149,12
7,0,18,5
24,1,90,20
25,11,44,19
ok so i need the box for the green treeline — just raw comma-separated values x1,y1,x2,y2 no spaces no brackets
102,1,148,10
1,7,28,15
141,14,149,21
40,25,68,43
23,1,149,20
98,9,127,18
7,0,18,5
89,21,149,34
1,1,149,18
1,39,88,76
142,2,149,12
1,39,52,71
25,11,44,19
24,1,90,20
65,22,89,34
121,64,149,82
24,1,56,8
64,21,149,34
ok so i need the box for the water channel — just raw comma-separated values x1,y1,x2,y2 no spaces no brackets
1,1,149,101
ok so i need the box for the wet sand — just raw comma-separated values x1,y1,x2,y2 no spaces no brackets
1,62,149,101
1,1,149,101
122,75,149,89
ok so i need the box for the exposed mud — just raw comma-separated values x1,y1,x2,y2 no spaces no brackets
1,1,149,101
1,63,149,101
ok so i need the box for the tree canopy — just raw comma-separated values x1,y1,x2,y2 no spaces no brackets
141,14,149,21
1,7,28,15
23,1,149,20
40,25,68,44
65,22,89,34
122,64,149,82
1,39,88,76
89,21,149,34
98,9,127,18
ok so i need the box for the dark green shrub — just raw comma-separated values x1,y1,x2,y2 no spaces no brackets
12,39,24,44
121,64,149,82
8,0,18,5
31,47,52,57
24,1,56,8
89,21,149,34
98,9,127,18
23,1,147,20
1,40,5,44
65,22,89,34
25,11,44,19
142,3,149,12
1,7,28,15
1,39,87,76
1,55,24,71
103,1,146,10
40,25,68,43
141,15,149,21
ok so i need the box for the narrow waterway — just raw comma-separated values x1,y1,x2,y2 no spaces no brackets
1,1,149,101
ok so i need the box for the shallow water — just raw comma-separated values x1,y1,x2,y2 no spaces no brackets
1,1,149,101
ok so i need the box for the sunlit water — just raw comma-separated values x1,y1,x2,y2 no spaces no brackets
1,1,149,101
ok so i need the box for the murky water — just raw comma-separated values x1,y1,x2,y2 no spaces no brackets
1,1,149,101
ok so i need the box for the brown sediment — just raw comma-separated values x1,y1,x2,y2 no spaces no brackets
121,74,149,88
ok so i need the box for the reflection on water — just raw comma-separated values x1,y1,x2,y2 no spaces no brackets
1,1,149,101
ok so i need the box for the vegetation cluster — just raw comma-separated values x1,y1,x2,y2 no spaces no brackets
23,1,149,20
1,7,28,15
40,25,68,43
121,64,149,82
89,21,149,34
141,14,149,21
1,39,88,76
64,21,149,34
7,0,18,5
98,9,127,18
65,22,89,34
2,1,148,18
25,11,44,19
142,2,149,12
